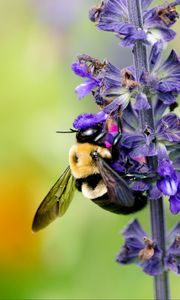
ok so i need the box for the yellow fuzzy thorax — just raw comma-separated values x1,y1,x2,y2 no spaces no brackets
69,143,111,179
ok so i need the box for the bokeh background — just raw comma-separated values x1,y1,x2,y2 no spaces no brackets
0,0,179,299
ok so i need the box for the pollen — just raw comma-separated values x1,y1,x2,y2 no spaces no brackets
138,237,155,261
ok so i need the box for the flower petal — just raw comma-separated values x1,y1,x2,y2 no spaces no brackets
149,41,164,71
73,111,107,130
134,93,150,110
169,184,180,214
75,79,99,99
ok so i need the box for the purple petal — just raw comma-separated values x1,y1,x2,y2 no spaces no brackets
121,133,143,149
168,221,180,241
72,62,91,78
130,181,150,192
158,92,177,105
122,219,147,240
142,0,153,10
149,41,164,71
165,227,180,274
116,239,141,265
144,3,179,29
75,79,99,99
156,143,169,161
116,220,146,265
134,93,150,110
157,113,180,143
156,50,180,85
140,246,163,276
157,81,180,93
165,253,180,274
157,177,177,196
73,111,107,130
120,29,148,48
157,159,178,196
146,26,176,44
95,0,128,33
153,99,167,125
169,184,180,214
157,159,177,177
113,23,135,35
148,184,162,200
130,142,157,158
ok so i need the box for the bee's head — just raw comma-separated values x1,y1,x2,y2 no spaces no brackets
76,125,105,144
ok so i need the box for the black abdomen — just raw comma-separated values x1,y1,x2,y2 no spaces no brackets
75,175,147,215
92,192,147,214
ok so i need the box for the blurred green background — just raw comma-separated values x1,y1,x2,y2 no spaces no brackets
0,0,179,299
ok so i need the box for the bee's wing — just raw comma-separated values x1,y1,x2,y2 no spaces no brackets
95,156,135,207
32,166,75,232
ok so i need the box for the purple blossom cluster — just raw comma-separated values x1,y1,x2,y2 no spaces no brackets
116,219,180,275
89,0,180,47
71,0,180,277
71,25,180,214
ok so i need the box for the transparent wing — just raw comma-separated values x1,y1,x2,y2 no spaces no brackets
95,155,135,207
32,166,75,232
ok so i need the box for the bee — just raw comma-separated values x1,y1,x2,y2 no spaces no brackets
32,118,147,232
157,4,178,26
77,54,107,77
89,1,105,23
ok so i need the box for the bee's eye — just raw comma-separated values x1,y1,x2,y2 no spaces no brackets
73,153,79,163
82,128,97,137
91,151,98,160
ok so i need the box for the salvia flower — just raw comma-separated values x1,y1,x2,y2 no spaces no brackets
169,184,180,215
70,0,180,290
73,111,108,130
89,0,180,47
169,149,180,214
165,222,180,273
147,45,180,105
71,60,101,99
117,219,180,275
72,55,140,109
115,104,180,206
157,158,178,196
116,219,163,275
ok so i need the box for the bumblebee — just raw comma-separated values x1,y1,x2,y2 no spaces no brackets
32,120,147,232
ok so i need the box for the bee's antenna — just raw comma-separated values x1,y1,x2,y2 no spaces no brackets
56,128,77,134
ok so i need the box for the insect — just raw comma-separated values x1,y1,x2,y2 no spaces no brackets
157,4,178,26
77,54,107,77
32,117,147,232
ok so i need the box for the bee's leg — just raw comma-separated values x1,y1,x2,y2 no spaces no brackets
75,179,83,191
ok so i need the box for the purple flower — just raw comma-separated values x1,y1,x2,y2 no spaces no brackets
147,47,180,105
89,0,179,47
156,113,180,143
101,66,139,109
134,93,150,110
71,62,100,99
165,222,180,273
169,184,180,214
73,111,108,130
117,219,180,275
72,55,140,109
143,2,179,44
116,219,163,275
119,105,180,203
157,159,178,196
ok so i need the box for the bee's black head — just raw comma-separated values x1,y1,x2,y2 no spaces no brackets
76,125,106,144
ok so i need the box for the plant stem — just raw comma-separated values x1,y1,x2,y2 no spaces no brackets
127,1,170,299
150,199,170,300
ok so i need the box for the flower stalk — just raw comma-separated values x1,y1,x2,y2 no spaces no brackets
127,0,169,299
150,199,170,300
72,0,180,298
